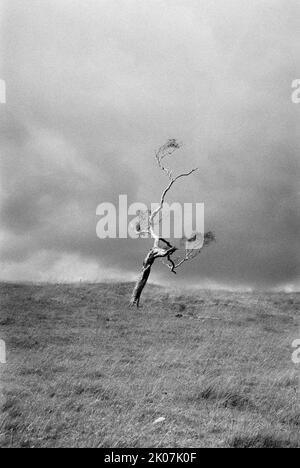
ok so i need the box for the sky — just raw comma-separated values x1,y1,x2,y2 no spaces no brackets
0,0,299,290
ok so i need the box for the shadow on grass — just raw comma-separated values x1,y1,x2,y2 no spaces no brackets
228,433,300,448
198,386,255,411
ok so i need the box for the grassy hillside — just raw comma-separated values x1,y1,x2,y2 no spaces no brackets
0,282,299,448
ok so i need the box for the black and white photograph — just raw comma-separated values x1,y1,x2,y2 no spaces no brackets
0,0,299,451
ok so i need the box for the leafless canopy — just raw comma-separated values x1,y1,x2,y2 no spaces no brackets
133,139,215,273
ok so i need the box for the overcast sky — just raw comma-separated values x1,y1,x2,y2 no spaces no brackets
0,0,299,290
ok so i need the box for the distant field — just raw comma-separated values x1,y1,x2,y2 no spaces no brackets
0,282,299,448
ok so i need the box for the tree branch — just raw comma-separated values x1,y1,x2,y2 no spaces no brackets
162,231,216,273
149,140,198,249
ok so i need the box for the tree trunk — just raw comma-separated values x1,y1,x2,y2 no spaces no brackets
130,250,156,307
130,244,177,307
130,264,152,307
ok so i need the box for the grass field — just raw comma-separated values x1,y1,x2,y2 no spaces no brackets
0,282,299,448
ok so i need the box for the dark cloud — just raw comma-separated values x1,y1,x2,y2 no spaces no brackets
0,0,299,289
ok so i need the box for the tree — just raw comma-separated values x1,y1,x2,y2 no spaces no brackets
130,139,215,307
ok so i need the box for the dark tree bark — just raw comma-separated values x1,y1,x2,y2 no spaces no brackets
131,245,176,307
130,251,155,307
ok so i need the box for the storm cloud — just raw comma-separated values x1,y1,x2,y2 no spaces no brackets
0,0,299,289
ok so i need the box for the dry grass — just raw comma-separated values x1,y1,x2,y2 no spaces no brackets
0,282,299,448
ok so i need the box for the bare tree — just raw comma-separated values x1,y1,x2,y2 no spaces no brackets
130,139,215,307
